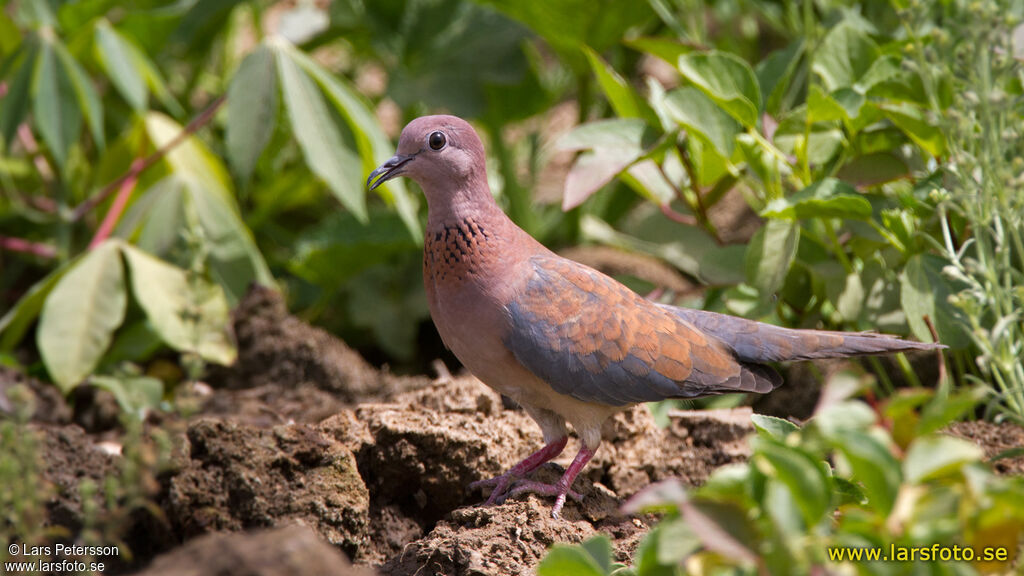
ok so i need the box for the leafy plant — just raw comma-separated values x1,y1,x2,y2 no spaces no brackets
540,377,1023,575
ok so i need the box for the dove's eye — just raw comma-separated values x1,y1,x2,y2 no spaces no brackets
428,131,447,150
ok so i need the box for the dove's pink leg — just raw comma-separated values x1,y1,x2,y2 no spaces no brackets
469,436,568,504
507,445,595,518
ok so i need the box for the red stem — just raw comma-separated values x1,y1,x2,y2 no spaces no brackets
0,236,57,259
89,158,144,249
71,94,226,222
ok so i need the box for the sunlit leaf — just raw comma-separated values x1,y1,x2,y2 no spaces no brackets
663,87,740,158
904,435,984,483
745,219,799,297
227,44,277,183
584,46,657,124
677,51,761,127
752,437,831,526
89,375,163,420
122,244,236,365
761,179,872,220
272,39,366,221
900,254,971,349
37,241,126,392
95,19,148,112
285,43,421,238
33,39,81,169
813,21,879,91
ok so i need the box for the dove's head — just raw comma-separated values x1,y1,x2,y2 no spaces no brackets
367,115,488,203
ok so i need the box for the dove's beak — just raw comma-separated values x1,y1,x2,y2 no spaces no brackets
367,153,416,191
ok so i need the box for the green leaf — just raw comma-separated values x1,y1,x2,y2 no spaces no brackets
0,257,77,351
625,36,693,65
89,375,163,419
663,87,741,158
813,21,879,91
95,20,148,111
831,430,900,514
745,219,799,297
677,51,761,127
143,113,275,303
904,435,984,483
537,544,606,576
32,39,81,169
37,241,126,392
899,254,971,349
752,437,831,526
584,46,656,124
761,178,872,220
581,535,614,574
272,40,366,221
559,119,656,209
836,153,908,188
289,211,418,288
757,40,803,114
652,518,700,567
227,44,277,182
53,41,104,150
121,244,236,366
0,43,38,147
752,414,799,440
287,43,420,238
877,102,947,157
476,0,654,72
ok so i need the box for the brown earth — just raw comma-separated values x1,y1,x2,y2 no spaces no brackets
1,285,1010,576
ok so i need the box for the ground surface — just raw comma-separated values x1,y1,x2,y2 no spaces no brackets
2,286,1017,576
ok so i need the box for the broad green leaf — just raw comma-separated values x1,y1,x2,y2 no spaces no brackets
121,244,236,365
761,178,872,220
584,46,656,124
89,375,163,419
273,40,366,220
0,257,77,351
653,519,700,567
745,219,799,297
625,36,693,65
752,437,831,526
476,0,654,71
0,43,37,146
813,21,879,91
144,113,274,302
757,40,803,114
95,20,148,111
537,544,606,576
227,44,277,182
904,435,984,483
37,241,126,392
877,102,947,157
559,119,657,209
773,117,843,166
581,535,614,574
663,87,741,158
32,39,81,169
53,41,104,150
831,430,900,514
900,254,971,349
752,414,799,440
289,212,418,288
286,43,420,238
677,51,761,127
836,153,908,188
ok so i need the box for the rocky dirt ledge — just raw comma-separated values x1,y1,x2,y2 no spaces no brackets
4,287,760,575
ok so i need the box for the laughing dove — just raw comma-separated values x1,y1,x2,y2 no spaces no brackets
367,115,944,518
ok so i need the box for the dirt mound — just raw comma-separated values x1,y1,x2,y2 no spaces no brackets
947,420,1024,476
382,500,598,576
214,285,428,403
0,366,71,424
133,524,376,576
165,419,369,557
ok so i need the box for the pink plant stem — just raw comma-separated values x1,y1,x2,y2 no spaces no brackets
88,158,144,249
71,94,226,222
0,236,57,259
